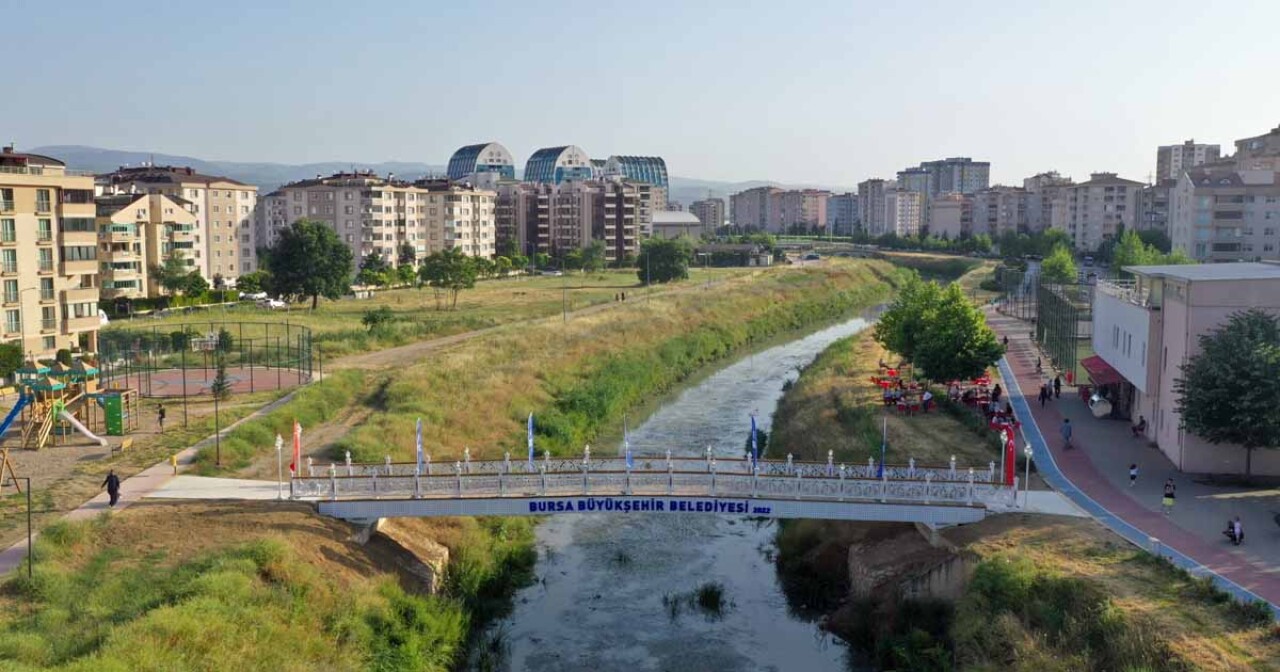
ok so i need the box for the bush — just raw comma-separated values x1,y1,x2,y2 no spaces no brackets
362,306,396,334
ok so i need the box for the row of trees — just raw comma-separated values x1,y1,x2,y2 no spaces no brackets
873,275,1004,382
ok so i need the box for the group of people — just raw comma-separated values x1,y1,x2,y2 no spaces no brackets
1037,375,1062,407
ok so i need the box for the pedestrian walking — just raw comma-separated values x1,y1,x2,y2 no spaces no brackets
992,383,1002,405
102,469,122,507
1128,463,1138,487
157,403,166,432
1039,384,1049,408
1053,375,1062,399
1002,335,1009,348
1060,418,1073,449
1162,479,1176,515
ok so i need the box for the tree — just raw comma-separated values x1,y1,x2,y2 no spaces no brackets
236,270,270,294
0,342,23,380
1112,230,1157,273
913,283,1004,382
873,274,944,364
151,251,191,296
398,242,418,266
509,254,528,275
210,356,232,401
1174,309,1280,480
418,248,478,310
582,240,607,273
1138,229,1172,254
562,247,584,271
212,273,226,290
183,271,209,296
361,305,395,334
395,264,417,286
216,327,234,353
1040,245,1077,284
356,254,391,287
267,219,355,309
495,256,513,277
637,237,693,285
472,256,495,280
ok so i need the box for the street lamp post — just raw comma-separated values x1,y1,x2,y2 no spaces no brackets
275,434,284,500
3,477,32,578
1023,445,1033,508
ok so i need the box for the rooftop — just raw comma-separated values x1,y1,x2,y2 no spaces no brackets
105,165,249,187
651,211,701,225
1125,262,1280,282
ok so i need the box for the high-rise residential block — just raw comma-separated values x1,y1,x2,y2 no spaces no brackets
95,192,199,300
414,180,497,259
1050,172,1143,251
494,179,645,264
928,192,972,239
689,198,726,232
857,179,890,235
446,142,517,182
1137,179,1176,233
884,189,924,236
1168,124,1280,263
1156,140,1221,181
99,166,257,285
523,146,593,184
825,193,858,236
1022,171,1074,233
968,187,1029,238
730,186,782,231
898,158,990,200
0,147,100,356
778,189,829,232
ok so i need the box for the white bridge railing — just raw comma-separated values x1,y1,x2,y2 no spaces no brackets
290,449,1018,510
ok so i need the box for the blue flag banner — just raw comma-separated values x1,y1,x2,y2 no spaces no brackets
415,417,423,474
624,417,633,469
527,413,535,466
750,414,758,464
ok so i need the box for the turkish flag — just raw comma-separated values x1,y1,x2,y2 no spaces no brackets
1004,431,1017,485
289,421,301,475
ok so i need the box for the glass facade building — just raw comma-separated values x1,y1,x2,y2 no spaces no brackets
523,146,593,184
446,142,516,181
604,155,669,189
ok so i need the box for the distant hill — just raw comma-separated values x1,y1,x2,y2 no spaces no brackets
26,145,854,201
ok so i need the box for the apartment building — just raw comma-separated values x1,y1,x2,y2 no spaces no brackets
898,157,990,199
969,186,1029,237
730,186,782,231
414,180,497,258
857,179,891,235
825,193,858,236
884,189,924,236
689,198,726,232
1156,140,1221,181
94,193,199,299
1137,179,1176,233
777,189,829,232
99,166,257,284
1023,171,1074,233
0,147,100,356
1091,263,1280,475
928,192,972,239
1050,172,1142,251
494,179,645,263
1234,124,1280,171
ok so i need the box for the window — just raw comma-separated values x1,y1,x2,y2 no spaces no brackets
42,336,55,351
242,248,251,257
39,278,53,301
35,189,51,212
0,219,14,243
37,219,52,242
63,246,97,262
4,309,19,333
2,280,16,303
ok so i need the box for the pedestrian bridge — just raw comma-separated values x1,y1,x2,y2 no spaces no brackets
291,450,1019,526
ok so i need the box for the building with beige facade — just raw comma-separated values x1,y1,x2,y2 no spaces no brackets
1049,172,1142,251
928,192,972,239
1156,140,1221,181
1022,171,1073,233
99,166,257,286
0,147,100,356
494,179,645,264
884,189,924,236
778,189,830,232
1091,262,1280,475
730,186,782,231
968,186,1028,237
857,179,891,235
414,180,496,258
689,197,725,233
94,192,199,300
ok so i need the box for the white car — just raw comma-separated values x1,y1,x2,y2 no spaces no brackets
256,298,288,310
244,291,268,301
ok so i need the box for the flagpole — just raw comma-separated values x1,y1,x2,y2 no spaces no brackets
878,415,886,478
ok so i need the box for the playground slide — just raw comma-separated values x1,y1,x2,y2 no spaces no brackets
58,411,109,447
0,396,30,438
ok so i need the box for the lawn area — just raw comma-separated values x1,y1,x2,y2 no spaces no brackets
103,268,751,360
771,329,1000,468
196,259,909,473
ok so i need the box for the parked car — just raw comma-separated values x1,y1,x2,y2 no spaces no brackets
803,253,820,261
243,291,268,301
538,269,564,277
256,298,288,310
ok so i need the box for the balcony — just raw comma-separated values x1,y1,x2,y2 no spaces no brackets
39,288,55,303
60,229,96,245
35,201,52,214
1,261,16,276
63,315,99,333
3,322,20,336
62,287,97,304
2,291,17,305
38,260,54,274
0,200,13,212
40,318,56,333
0,232,14,245
61,259,97,275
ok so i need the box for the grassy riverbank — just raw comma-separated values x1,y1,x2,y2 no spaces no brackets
0,502,535,671
768,324,1279,671
195,259,909,472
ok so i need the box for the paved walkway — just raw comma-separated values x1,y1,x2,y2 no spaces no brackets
145,476,282,500
989,311,1280,616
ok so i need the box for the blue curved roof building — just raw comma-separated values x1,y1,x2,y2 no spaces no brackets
446,142,515,181
604,155,668,189
523,145,593,184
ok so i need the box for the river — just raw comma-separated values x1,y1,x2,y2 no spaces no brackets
487,314,878,672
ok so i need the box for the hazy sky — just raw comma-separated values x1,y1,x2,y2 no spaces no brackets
8,0,1279,187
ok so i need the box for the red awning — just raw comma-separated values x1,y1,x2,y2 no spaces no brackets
1080,355,1126,387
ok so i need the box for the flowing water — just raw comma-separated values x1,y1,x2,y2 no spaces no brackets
487,314,879,672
